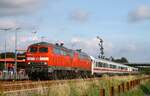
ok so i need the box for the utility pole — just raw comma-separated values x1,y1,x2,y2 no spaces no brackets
97,36,104,59
14,27,21,80
4,40,6,70
32,31,37,43
0,27,21,80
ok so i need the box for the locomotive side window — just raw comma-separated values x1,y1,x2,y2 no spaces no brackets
69,51,74,57
54,48,61,54
60,50,67,56
78,52,89,59
54,48,67,56
39,47,48,53
28,47,37,53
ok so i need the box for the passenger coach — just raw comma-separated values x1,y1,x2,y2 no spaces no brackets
90,56,138,75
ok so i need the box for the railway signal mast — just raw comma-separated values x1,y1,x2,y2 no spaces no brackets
41,36,45,42
97,36,104,59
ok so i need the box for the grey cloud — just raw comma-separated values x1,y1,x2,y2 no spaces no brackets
0,0,45,16
70,9,90,22
110,42,150,62
0,19,19,29
129,5,150,22
0,19,36,30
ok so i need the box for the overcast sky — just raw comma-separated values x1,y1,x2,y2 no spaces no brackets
0,0,150,62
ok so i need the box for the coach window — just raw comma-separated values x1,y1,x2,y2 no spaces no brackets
112,65,116,69
94,61,96,67
96,62,99,67
101,63,104,67
110,64,113,68
124,67,126,70
104,63,108,68
98,62,102,67
118,66,121,69
28,47,37,53
39,47,48,53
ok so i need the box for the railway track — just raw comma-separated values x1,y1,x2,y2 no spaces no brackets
0,75,137,94
0,80,32,84
0,78,102,92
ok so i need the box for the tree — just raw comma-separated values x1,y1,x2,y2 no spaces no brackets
120,57,128,63
0,52,15,58
140,67,150,75
112,57,129,63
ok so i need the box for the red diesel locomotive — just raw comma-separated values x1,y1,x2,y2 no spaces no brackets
26,42,91,79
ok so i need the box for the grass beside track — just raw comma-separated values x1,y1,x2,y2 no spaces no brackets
0,75,149,96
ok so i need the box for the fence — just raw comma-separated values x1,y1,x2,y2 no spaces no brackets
99,76,150,96
0,70,28,80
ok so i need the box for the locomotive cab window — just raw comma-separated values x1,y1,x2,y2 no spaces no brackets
28,47,37,53
39,47,48,53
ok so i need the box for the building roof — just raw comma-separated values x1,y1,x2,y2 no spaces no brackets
0,58,25,63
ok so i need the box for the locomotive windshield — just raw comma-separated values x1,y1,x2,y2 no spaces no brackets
28,47,37,53
39,47,48,53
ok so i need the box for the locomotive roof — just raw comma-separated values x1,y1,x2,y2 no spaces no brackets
30,42,53,46
30,42,72,50
30,42,90,57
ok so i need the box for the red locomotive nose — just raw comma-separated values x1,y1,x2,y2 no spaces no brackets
26,45,49,64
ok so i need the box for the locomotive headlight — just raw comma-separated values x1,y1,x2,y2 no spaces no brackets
44,62,47,65
28,62,31,65
40,57,49,61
